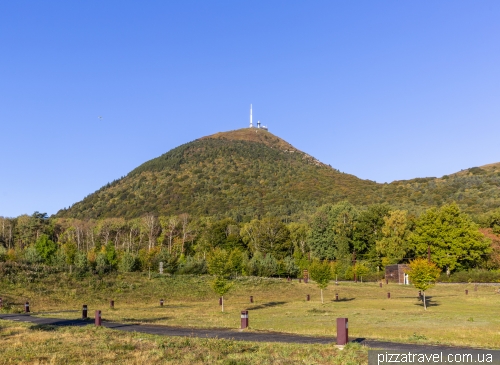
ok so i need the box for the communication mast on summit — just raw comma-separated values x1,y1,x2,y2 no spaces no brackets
249,104,253,128
248,105,268,131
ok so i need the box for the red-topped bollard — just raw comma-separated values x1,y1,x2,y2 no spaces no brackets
110,300,114,308
24,302,30,313
306,294,310,301
387,292,391,299
82,304,88,319
241,310,249,329
95,310,102,326
337,318,348,345
250,296,253,303
160,299,164,307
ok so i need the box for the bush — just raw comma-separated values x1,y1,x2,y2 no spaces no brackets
95,252,110,275
35,234,57,264
74,251,89,273
50,249,67,269
24,245,43,264
439,269,500,283
177,256,207,274
118,252,139,273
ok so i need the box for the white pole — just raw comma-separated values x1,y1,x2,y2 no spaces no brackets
250,104,253,127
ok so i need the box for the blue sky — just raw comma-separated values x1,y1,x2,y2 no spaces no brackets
1,1,499,217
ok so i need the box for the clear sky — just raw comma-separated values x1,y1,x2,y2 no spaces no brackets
1,1,499,217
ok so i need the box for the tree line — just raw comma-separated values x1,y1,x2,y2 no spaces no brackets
1,202,499,279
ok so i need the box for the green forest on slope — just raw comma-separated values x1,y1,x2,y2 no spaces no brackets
56,128,500,221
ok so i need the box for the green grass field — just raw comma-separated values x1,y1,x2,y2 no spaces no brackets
1,273,500,349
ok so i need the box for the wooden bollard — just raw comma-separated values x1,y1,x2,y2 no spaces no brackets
335,293,339,301
160,299,164,307
95,310,102,326
465,290,468,295
110,300,114,308
299,278,302,283
306,294,310,301
219,297,222,306
24,302,30,313
387,292,390,299
385,279,388,285
82,304,88,319
241,310,249,329
250,296,253,303
379,282,382,288
336,318,348,345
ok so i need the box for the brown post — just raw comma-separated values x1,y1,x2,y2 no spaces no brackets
95,310,102,326
219,297,222,306
336,318,348,345
250,296,253,303
465,290,468,295
110,300,114,308
379,282,382,288
387,292,390,299
24,302,30,313
335,293,339,301
160,299,164,307
299,278,302,283
82,304,88,319
306,294,310,301
418,291,422,300
240,310,249,329
385,278,388,285
287,276,290,282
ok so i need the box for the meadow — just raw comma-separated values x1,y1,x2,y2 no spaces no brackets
1,273,500,349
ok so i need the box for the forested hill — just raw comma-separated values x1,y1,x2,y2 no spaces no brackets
56,128,500,220
56,128,381,220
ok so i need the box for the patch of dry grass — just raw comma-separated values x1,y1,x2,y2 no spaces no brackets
2,273,500,348
0,320,366,365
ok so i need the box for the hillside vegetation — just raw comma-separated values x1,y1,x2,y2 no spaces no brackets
56,128,500,220
57,129,381,220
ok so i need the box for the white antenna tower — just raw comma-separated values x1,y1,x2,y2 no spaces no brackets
249,104,253,128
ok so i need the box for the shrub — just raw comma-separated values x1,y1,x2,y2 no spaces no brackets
177,256,207,274
24,245,43,264
118,252,139,273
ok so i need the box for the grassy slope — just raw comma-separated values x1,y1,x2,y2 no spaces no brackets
1,273,500,349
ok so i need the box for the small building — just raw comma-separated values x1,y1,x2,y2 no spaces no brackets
385,264,410,285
